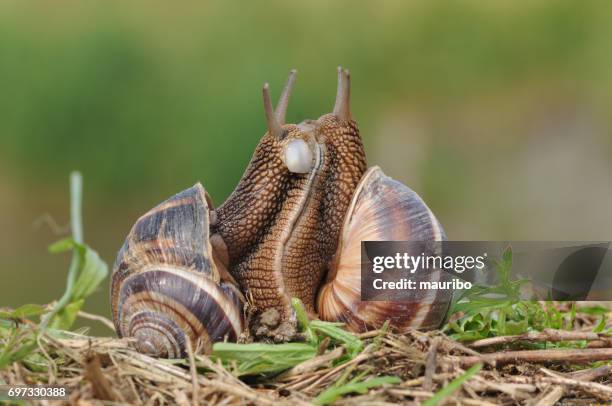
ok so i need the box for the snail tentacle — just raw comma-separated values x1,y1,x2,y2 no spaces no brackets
263,69,298,138
333,66,351,122
276,69,297,125
262,83,283,138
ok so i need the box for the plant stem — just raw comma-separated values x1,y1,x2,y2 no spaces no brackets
292,298,317,344
40,171,83,331
70,171,83,244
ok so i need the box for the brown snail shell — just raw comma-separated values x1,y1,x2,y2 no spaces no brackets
317,166,451,332
110,184,244,358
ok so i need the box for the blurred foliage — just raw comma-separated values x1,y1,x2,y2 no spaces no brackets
2,1,612,200
1,0,612,331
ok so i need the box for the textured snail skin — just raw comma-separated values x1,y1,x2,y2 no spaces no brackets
212,114,367,325
111,184,244,358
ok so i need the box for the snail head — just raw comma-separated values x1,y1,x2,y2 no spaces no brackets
257,67,359,176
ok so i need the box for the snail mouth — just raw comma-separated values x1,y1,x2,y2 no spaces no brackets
297,120,316,130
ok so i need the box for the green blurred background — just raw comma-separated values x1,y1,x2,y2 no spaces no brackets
1,1,611,333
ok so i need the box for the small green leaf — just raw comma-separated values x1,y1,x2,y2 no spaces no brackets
0,304,46,320
48,237,76,254
314,376,400,405
0,328,38,370
501,246,513,271
44,237,108,330
48,239,107,302
593,315,607,333
577,305,609,315
49,299,85,330
504,319,528,335
22,352,48,373
71,245,109,300
310,320,364,358
497,308,507,335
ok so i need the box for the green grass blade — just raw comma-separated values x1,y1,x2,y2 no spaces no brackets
310,320,364,358
212,342,317,376
314,376,400,405
292,298,317,344
0,304,45,320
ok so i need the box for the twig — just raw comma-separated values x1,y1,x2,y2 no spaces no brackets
84,353,121,402
185,340,199,406
36,333,58,379
194,355,249,389
469,328,610,348
532,386,564,406
357,329,385,340
172,389,191,406
440,335,482,356
423,337,441,391
388,389,498,406
302,348,382,392
277,347,344,381
567,364,612,381
114,351,278,405
387,388,435,399
111,353,143,405
586,337,612,348
538,374,612,401
77,310,116,332
56,336,131,351
400,373,455,388
460,399,500,406
316,337,331,356
449,347,612,367
471,376,535,399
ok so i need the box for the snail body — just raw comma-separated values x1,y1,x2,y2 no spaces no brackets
111,68,450,357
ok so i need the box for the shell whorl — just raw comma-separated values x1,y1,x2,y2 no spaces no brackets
111,184,244,358
317,167,451,332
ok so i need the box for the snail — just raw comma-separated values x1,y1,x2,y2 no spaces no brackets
111,68,450,358
110,184,245,357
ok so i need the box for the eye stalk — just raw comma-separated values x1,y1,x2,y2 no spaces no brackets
283,139,313,174
333,66,351,122
263,69,298,138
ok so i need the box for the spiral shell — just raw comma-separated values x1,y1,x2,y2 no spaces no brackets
317,166,451,332
111,183,244,358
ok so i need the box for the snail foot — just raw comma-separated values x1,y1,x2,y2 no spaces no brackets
252,309,297,343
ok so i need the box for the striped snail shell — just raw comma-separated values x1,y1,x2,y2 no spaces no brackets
317,166,451,332
111,184,244,358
